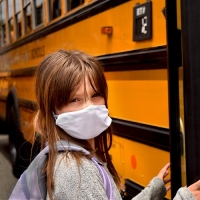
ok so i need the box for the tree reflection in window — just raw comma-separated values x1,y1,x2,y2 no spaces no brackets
24,1,32,34
0,0,6,46
8,0,14,43
67,0,84,12
9,18,14,42
15,0,22,39
49,0,61,21
1,24,6,46
34,0,43,26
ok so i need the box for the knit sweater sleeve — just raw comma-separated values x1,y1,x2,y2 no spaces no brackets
131,177,166,200
173,187,195,200
131,177,195,200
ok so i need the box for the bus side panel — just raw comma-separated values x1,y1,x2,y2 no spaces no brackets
105,69,169,128
109,135,170,199
8,76,36,101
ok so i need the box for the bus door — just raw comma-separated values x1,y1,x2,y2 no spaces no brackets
166,0,200,198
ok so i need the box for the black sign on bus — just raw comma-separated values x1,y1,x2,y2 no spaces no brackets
133,1,152,41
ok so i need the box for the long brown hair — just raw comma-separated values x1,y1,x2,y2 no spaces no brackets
34,49,120,199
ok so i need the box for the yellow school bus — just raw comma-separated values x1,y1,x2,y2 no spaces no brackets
0,0,170,199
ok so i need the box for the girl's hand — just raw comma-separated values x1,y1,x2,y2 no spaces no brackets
188,180,200,199
157,163,171,192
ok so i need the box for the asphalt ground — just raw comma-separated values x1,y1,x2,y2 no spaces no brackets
0,134,18,200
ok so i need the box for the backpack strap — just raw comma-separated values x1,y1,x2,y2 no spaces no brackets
92,157,114,200
9,140,114,200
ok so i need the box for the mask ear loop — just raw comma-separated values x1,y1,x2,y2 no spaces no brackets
52,111,58,120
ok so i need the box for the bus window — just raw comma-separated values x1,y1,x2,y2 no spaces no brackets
49,0,61,21
34,0,43,27
66,0,84,11
9,18,14,42
15,0,22,39
0,0,6,46
8,0,14,43
24,0,32,34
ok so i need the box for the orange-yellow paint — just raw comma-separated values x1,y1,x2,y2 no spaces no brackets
105,69,169,128
109,135,171,199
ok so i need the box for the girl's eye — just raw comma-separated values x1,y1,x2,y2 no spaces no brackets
92,93,101,98
70,98,79,103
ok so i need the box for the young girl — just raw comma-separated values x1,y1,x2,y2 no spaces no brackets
34,49,200,200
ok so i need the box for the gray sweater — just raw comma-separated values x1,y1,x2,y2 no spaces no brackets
46,153,195,200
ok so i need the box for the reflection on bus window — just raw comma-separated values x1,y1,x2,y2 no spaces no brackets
34,0,43,26
16,13,22,39
9,19,14,43
15,0,21,13
24,4,32,34
49,0,61,20
8,0,14,43
15,0,22,39
2,25,6,46
0,0,6,46
24,0,30,7
67,0,84,12
8,0,13,19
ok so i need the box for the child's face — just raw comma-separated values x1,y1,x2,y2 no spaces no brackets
55,77,105,115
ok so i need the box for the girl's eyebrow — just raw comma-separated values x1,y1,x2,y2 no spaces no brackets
72,92,85,97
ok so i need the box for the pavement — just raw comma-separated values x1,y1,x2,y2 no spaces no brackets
0,134,18,200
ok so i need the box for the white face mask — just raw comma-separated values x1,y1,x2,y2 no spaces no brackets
54,105,112,140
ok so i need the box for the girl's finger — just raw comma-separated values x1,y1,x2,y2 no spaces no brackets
166,185,171,192
164,178,171,184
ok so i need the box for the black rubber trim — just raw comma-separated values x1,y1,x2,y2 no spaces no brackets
18,99,38,111
10,67,37,77
0,95,6,101
98,46,167,71
0,96,37,111
112,118,169,151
